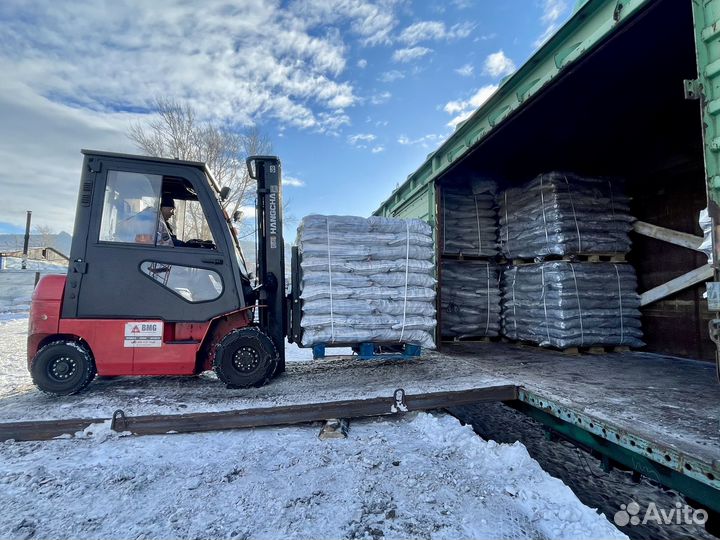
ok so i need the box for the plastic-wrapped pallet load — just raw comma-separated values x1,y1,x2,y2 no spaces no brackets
441,179,499,257
297,215,436,349
441,259,501,338
501,262,644,349
499,172,634,259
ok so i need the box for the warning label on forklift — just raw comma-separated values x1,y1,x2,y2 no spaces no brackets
124,321,163,348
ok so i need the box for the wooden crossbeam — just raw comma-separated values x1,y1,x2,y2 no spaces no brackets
640,265,714,306
632,221,704,251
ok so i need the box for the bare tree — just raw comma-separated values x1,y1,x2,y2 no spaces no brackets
34,224,55,249
128,98,272,236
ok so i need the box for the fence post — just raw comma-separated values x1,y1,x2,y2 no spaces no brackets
22,210,32,270
34,272,40,287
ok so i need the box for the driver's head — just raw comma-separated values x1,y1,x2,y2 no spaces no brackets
160,193,175,220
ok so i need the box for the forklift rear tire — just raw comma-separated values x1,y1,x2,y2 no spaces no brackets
213,328,279,388
30,340,96,396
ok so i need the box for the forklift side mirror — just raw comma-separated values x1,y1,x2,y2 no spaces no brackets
219,186,231,201
232,210,241,222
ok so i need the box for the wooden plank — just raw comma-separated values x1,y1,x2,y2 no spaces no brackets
0,385,518,442
632,221,704,251
640,265,714,306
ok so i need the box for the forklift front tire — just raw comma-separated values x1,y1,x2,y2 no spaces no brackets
213,328,279,388
30,340,96,396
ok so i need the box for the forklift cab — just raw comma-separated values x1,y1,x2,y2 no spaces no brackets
28,150,286,395
62,151,250,322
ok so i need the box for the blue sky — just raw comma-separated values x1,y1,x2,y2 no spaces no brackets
0,0,572,235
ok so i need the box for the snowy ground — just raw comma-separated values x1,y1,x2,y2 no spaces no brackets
0,270,626,539
0,258,66,320
0,412,625,540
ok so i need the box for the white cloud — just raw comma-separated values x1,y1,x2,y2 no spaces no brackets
282,175,306,187
397,133,444,148
455,64,474,77
534,0,568,48
378,70,405,82
398,21,474,46
542,0,567,24
371,146,385,153
370,91,392,105
288,0,400,46
347,133,377,148
392,46,432,63
483,50,516,78
443,84,498,128
399,21,446,45
0,1,372,135
357,58,368,68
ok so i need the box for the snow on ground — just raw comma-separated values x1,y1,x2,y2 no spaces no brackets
0,256,68,272
0,412,625,540
0,258,66,320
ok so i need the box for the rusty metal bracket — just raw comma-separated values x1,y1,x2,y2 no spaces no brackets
111,409,128,432
391,388,408,413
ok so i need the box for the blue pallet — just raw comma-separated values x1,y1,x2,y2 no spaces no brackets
312,342,421,361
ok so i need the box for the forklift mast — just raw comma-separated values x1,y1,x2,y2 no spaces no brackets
247,156,286,372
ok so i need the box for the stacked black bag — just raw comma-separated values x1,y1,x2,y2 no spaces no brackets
501,262,644,349
441,259,502,338
439,179,502,339
499,173,643,349
441,180,499,257
499,172,633,259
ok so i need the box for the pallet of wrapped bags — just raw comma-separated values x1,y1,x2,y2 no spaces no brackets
501,261,644,349
297,215,436,349
441,259,501,339
440,179,499,257
499,172,633,259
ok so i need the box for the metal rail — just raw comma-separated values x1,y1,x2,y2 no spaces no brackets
516,389,720,510
0,385,518,442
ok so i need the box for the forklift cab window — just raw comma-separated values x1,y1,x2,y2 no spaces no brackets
99,171,216,249
100,170,163,244
171,197,217,248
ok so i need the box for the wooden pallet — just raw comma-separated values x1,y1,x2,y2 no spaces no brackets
510,253,627,265
511,340,632,355
441,335,501,344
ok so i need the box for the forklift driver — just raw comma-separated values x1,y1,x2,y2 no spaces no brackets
158,193,179,247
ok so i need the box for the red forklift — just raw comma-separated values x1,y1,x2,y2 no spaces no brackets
28,150,290,395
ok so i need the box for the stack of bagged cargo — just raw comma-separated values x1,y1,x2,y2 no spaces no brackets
501,262,644,349
441,179,499,257
297,215,436,349
441,259,501,338
439,179,502,340
499,172,643,349
499,171,633,259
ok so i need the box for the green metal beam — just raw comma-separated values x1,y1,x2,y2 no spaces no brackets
374,0,653,218
692,0,720,269
514,389,720,513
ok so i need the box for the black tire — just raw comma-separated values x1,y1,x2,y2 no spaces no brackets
30,340,96,396
213,328,279,388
